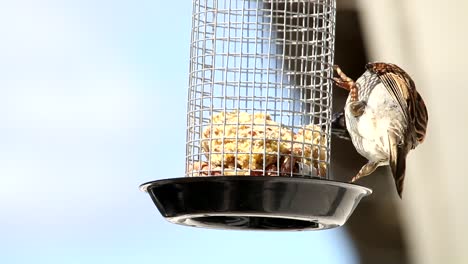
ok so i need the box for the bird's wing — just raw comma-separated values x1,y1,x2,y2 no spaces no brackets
366,63,428,147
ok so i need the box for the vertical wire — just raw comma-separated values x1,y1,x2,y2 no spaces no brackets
234,0,245,174
318,1,325,178
248,0,256,174
208,0,215,174
220,0,228,174
187,0,199,177
311,0,318,177
307,0,314,176
280,0,288,176
325,0,336,178
199,0,205,175
299,0,306,177
252,0,261,174
200,0,208,175
295,1,303,176
265,1,274,175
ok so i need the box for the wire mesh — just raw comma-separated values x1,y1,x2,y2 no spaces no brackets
186,0,336,179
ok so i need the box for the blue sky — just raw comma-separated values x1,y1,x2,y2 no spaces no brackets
0,1,357,263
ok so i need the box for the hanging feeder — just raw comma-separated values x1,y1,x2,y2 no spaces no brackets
140,0,371,231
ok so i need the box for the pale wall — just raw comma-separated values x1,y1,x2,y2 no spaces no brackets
356,0,468,263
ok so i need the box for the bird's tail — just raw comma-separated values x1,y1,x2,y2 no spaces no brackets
394,150,407,198
388,132,408,199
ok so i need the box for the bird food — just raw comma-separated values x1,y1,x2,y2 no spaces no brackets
188,111,327,177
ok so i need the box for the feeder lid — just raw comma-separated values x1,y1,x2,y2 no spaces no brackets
140,176,371,231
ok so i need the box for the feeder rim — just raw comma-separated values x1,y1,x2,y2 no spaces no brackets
139,176,372,194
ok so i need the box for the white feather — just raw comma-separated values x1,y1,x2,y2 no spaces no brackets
345,72,407,167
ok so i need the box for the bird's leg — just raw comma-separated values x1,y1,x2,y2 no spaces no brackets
350,161,380,183
349,101,366,117
333,65,359,102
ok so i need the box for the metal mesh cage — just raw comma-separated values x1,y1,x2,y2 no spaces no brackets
186,0,336,179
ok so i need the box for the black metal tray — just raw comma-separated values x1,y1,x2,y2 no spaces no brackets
140,176,371,231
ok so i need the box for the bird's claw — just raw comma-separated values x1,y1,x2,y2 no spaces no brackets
350,161,380,183
332,65,356,92
333,77,351,90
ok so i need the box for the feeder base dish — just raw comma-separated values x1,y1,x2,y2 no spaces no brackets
140,176,371,231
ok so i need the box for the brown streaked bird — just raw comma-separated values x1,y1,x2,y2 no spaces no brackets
333,62,428,198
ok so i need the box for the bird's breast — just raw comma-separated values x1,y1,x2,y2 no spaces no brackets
345,83,405,162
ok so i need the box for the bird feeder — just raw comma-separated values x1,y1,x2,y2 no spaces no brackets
140,0,371,231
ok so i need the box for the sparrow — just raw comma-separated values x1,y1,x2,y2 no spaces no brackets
333,62,428,198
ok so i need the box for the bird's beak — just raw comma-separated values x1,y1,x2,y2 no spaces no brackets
331,111,345,129
365,63,373,71
328,111,351,141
